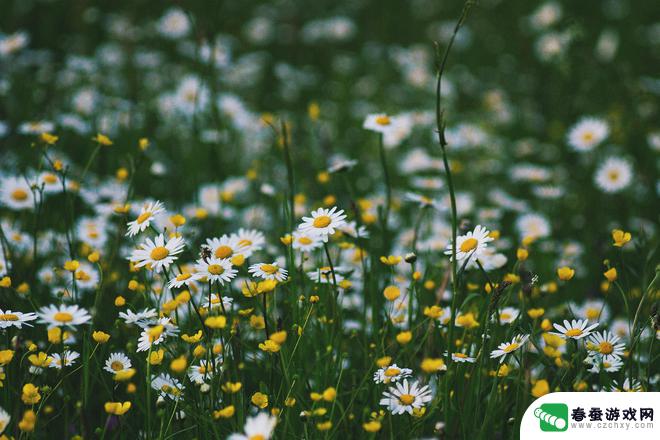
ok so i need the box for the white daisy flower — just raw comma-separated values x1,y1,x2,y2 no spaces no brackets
586,354,623,373
187,359,218,385
168,272,196,289
0,176,35,210
496,307,520,325
202,294,233,311
490,334,529,363
0,406,9,435
228,413,277,440
137,318,179,352
193,257,237,285
444,224,494,263
298,206,347,242
567,117,609,152
37,304,91,329
291,230,323,252
594,157,633,193
129,234,185,273
586,330,625,358
306,266,346,284
379,379,433,415
126,200,166,237
337,221,370,239
610,378,643,392
450,352,476,363
205,235,248,260
551,319,599,340
104,352,132,374
515,213,551,240
233,229,266,257
49,350,80,369
248,262,288,282
158,8,190,39
151,373,185,400
363,113,397,135
0,309,37,329
373,364,413,384
118,308,158,328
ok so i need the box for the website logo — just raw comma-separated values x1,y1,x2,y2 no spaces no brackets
535,403,569,432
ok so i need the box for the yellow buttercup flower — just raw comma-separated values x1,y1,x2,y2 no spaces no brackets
251,392,268,408
557,266,575,281
92,331,110,344
92,133,113,146
104,401,131,415
612,229,631,247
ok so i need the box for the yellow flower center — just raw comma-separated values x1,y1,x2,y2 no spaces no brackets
261,264,278,274
215,245,232,259
249,436,265,440
398,394,415,405
581,131,594,143
608,170,620,181
460,238,478,253
198,365,207,374
298,237,313,245
454,353,468,359
238,239,252,247
503,342,519,353
43,173,57,184
176,273,191,281
384,367,401,377
0,313,19,321
565,328,583,337
54,312,73,323
137,212,152,224
208,264,224,275
313,215,332,228
11,189,28,201
111,361,124,371
376,115,391,126
150,246,169,261
599,341,614,355
586,308,599,320
500,313,511,321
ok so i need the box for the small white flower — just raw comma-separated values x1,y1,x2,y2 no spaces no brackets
0,309,38,329
248,262,288,282
379,379,433,415
551,319,599,340
228,412,277,440
298,206,347,242
567,117,609,152
37,304,91,329
104,352,132,374
49,350,80,369
129,234,185,273
126,201,165,237
444,224,494,263
373,364,413,384
490,334,529,363
594,157,633,193
193,257,237,285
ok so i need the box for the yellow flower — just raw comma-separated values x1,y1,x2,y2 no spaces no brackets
612,229,631,247
527,308,545,319
363,420,382,432
40,132,59,144
28,352,52,368
48,327,62,344
379,255,402,266
181,330,203,344
308,101,321,120
138,138,150,151
170,214,186,227
516,248,529,261
170,356,188,374
63,260,80,272
531,379,550,398
316,421,332,431
557,266,575,281
423,305,444,319
420,358,446,373
114,368,136,382
251,392,268,408
284,397,296,407
104,401,131,415
376,356,392,368
258,340,281,353
114,296,126,307
222,381,242,393
205,315,227,329
396,331,412,345
92,133,113,146
92,331,110,344
22,383,41,404
322,387,336,402
249,315,265,330
17,282,30,294
18,410,36,432
455,312,479,329
0,276,11,288
213,405,235,419
149,349,165,365
0,350,14,366
269,330,287,345
87,251,100,263
383,285,400,301
604,267,617,282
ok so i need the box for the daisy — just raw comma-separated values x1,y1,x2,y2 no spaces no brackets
0,309,37,329
129,234,185,273
610,378,643,392
490,334,529,363
373,364,413,384
307,266,346,284
551,319,599,340
193,257,237,285
205,235,248,260
444,224,494,263
151,373,185,400
38,304,91,329
497,307,520,325
104,352,132,374
379,379,433,415
228,413,277,440
137,318,179,352
0,176,35,210
202,294,233,311
586,354,623,373
158,8,191,39
0,406,9,435
118,308,158,328
126,201,165,237
450,352,476,363
363,113,396,135
586,331,625,358
188,359,218,385
298,206,347,242
567,117,609,152
233,229,266,257
168,272,196,289
594,157,633,193
49,350,80,369
292,230,324,252
248,262,288,282
515,213,551,240
338,221,370,239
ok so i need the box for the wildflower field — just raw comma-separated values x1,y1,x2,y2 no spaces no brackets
0,0,659,438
